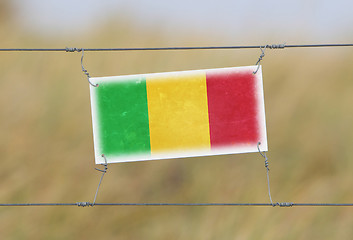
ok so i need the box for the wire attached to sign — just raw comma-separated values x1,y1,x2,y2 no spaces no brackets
253,46,267,74
80,49,98,87
257,142,274,205
92,154,108,206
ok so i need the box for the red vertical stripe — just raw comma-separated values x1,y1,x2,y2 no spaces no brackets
206,69,259,148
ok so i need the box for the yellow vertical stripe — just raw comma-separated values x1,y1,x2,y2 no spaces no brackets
146,71,210,154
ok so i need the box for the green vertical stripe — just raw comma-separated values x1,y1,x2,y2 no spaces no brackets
96,76,151,156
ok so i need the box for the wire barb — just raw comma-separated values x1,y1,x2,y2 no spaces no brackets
92,154,108,206
65,47,82,53
76,202,93,207
267,43,286,49
276,202,294,207
257,142,274,206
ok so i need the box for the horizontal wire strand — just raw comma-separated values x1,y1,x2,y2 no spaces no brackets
0,43,353,52
1,202,353,207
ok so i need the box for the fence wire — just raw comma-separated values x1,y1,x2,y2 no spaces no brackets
0,43,352,52
1,202,353,207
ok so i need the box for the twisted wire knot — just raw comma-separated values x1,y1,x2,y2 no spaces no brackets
266,44,286,49
253,46,267,74
76,202,93,207
273,202,294,207
253,43,286,74
65,47,82,52
264,158,269,170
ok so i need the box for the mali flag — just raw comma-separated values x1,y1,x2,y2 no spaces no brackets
90,66,267,164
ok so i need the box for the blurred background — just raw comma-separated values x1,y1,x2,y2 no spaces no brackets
1,0,353,239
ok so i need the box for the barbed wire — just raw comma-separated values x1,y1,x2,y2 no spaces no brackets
1,202,353,207
0,43,352,52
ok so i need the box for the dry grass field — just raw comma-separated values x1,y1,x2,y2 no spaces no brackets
1,5,353,239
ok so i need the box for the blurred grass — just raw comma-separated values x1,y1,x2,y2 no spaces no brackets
1,7,353,240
